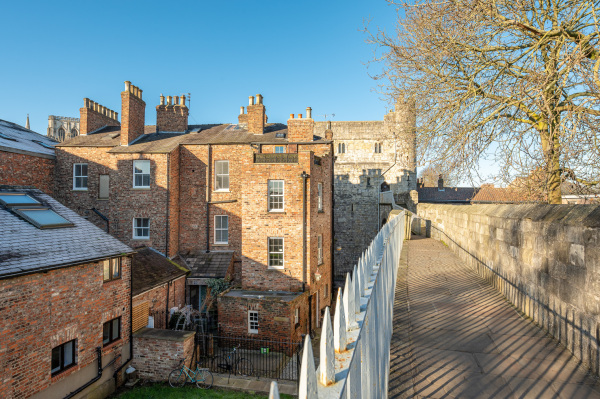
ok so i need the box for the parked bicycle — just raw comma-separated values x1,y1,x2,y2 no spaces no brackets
168,358,213,389
215,344,254,377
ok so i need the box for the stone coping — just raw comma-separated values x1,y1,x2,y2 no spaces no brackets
133,327,194,342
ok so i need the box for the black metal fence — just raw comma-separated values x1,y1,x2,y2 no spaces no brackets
148,309,218,333
192,332,303,381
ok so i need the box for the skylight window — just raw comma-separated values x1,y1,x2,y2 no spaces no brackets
33,140,54,149
0,132,16,141
275,133,286,138
0,193,41,207
14,208,74,229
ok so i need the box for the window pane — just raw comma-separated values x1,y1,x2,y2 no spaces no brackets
51,346,61,373
222,176,229,190
63,341,74,367
134,161,150,174
112,319,120,341
103,323,110,344
142,175,150,187
0,194,40,206
135,175,143,187
81,164,88,176
20,209,71,227
103,260,110,281
112,259,120,278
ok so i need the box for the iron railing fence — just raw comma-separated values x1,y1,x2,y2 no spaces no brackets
192,332,303,381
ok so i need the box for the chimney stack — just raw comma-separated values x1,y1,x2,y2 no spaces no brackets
238,106,248,127
287,107,315,142
438,174,444,191
79,97,120,135
324,120,333,140
156,92,189,132
121,81,146,145
247,93,267,134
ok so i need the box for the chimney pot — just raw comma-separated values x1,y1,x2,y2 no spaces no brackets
181,95,186,107
240,106,245,115
298,114,303,119
249,96,255,106
115,112,118,120
125,81,131,91
327,120,332,129
256,94,263,105
160,94,165,105
167,96,172,106
84,98,90,108
306,107,312,119
138,88,143,99
290,114,295,119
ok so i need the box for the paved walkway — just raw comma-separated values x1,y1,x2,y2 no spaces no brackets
389,237,600,399
211,373,297,396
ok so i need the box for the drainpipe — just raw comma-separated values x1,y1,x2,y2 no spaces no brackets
63,347,102,399
301,171,310,292
166,281,171,328
165,153,170,256
112,254,134,387
91,208,109,233
329,148,335,296
206,145,212,253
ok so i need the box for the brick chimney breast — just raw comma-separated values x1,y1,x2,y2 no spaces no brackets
247,94,267,134
79,97,120,135
287,107,315,142
156,93,189,132
121,81,146,146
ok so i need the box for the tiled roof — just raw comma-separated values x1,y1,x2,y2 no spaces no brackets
471,186,531,203
132,247,189,296
179,251,234,279
0,186,133,279
0,119,57,159
417,187,478,203
56,123,329,153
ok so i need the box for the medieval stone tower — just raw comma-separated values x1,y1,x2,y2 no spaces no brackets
313,99,417,282
47,115,80,142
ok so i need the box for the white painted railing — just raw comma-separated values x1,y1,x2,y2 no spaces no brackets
270,212,406,399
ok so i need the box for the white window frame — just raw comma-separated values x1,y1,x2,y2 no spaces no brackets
317,183,323,211
317,234,323,265
248,310,259,334
274,146,285,154
133,217,150,239
268,180,285,212
215,160,229,191
214,215,229,244
133,160,150,189
294,308,299,324
73,163,88,191
268,237,284,269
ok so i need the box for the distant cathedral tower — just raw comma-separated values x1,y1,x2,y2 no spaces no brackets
25,114,30,130
47,115,80,142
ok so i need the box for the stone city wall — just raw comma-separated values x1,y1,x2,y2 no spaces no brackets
416,203,600,375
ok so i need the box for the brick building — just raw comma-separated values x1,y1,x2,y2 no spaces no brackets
131,247,188,331
0,119,57,195
54,82,333,340
0,187,133,399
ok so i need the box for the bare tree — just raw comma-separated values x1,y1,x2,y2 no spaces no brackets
418,165,458,186
369,0,600,203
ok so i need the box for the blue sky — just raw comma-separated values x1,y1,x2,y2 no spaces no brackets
0,0,400,134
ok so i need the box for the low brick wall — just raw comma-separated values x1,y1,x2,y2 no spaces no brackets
416,203,600,374
132,328,195,381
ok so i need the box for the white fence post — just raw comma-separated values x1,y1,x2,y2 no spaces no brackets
334,287,347,353
269,381,280,399
319,306,335,386
299,334,318,399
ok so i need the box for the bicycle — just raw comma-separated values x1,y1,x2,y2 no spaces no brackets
215,344,254,377
168,358,213,389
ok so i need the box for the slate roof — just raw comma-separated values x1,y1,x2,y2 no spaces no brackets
178,251,234,279
0,186,133,279
0,119,57,159
132,247,189,296
418,186,478,203
56,123,329,153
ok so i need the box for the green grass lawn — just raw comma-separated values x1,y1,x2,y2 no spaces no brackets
114,383,295,399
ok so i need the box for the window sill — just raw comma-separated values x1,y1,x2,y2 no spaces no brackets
132,187,151,190
132,237,151,241
268,210,285,214
213,190,231,193
267,267,285,271
103,277,122,284
97,198,109,201
318,210,324,213
51,363,78,379
213,243,229,246
72,188,88,192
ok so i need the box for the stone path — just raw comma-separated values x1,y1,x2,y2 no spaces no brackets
389,237,600,399
211,373,297,396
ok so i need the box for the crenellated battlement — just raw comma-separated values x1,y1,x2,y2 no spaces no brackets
83,98,119,122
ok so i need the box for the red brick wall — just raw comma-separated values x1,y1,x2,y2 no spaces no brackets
156,104,188,132
132,329,195,381
247,103,266,134
121,87,146,146
54,147,172,254
0,256,131,399
80,107,120,135
287,117,315,142
132,276,187,313
0,151,55,195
